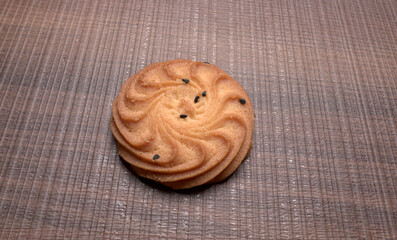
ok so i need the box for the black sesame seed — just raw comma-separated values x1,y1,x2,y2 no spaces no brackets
180,114,188,118
182,78,189,84
203,61,210,64
194,96,200,103
153,154,160,160
239,99,246,105
202,91,207,97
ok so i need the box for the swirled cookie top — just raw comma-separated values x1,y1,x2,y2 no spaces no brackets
112,59,253,176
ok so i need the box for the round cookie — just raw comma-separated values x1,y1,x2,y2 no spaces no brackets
110,59,254,189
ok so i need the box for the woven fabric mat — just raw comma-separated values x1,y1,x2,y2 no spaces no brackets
1,0,396,239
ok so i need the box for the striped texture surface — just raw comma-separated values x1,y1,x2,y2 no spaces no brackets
1,0,396,239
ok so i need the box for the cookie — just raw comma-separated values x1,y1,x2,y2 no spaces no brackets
110,59,254,189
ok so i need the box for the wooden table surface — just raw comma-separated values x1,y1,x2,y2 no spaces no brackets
1,0,397,239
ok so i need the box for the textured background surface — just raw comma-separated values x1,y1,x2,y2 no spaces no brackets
1,0,397,239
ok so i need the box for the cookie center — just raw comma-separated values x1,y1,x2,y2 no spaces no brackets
163,84,202,119
179,99,195,117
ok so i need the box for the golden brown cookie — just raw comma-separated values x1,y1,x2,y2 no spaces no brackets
110,59,254,189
